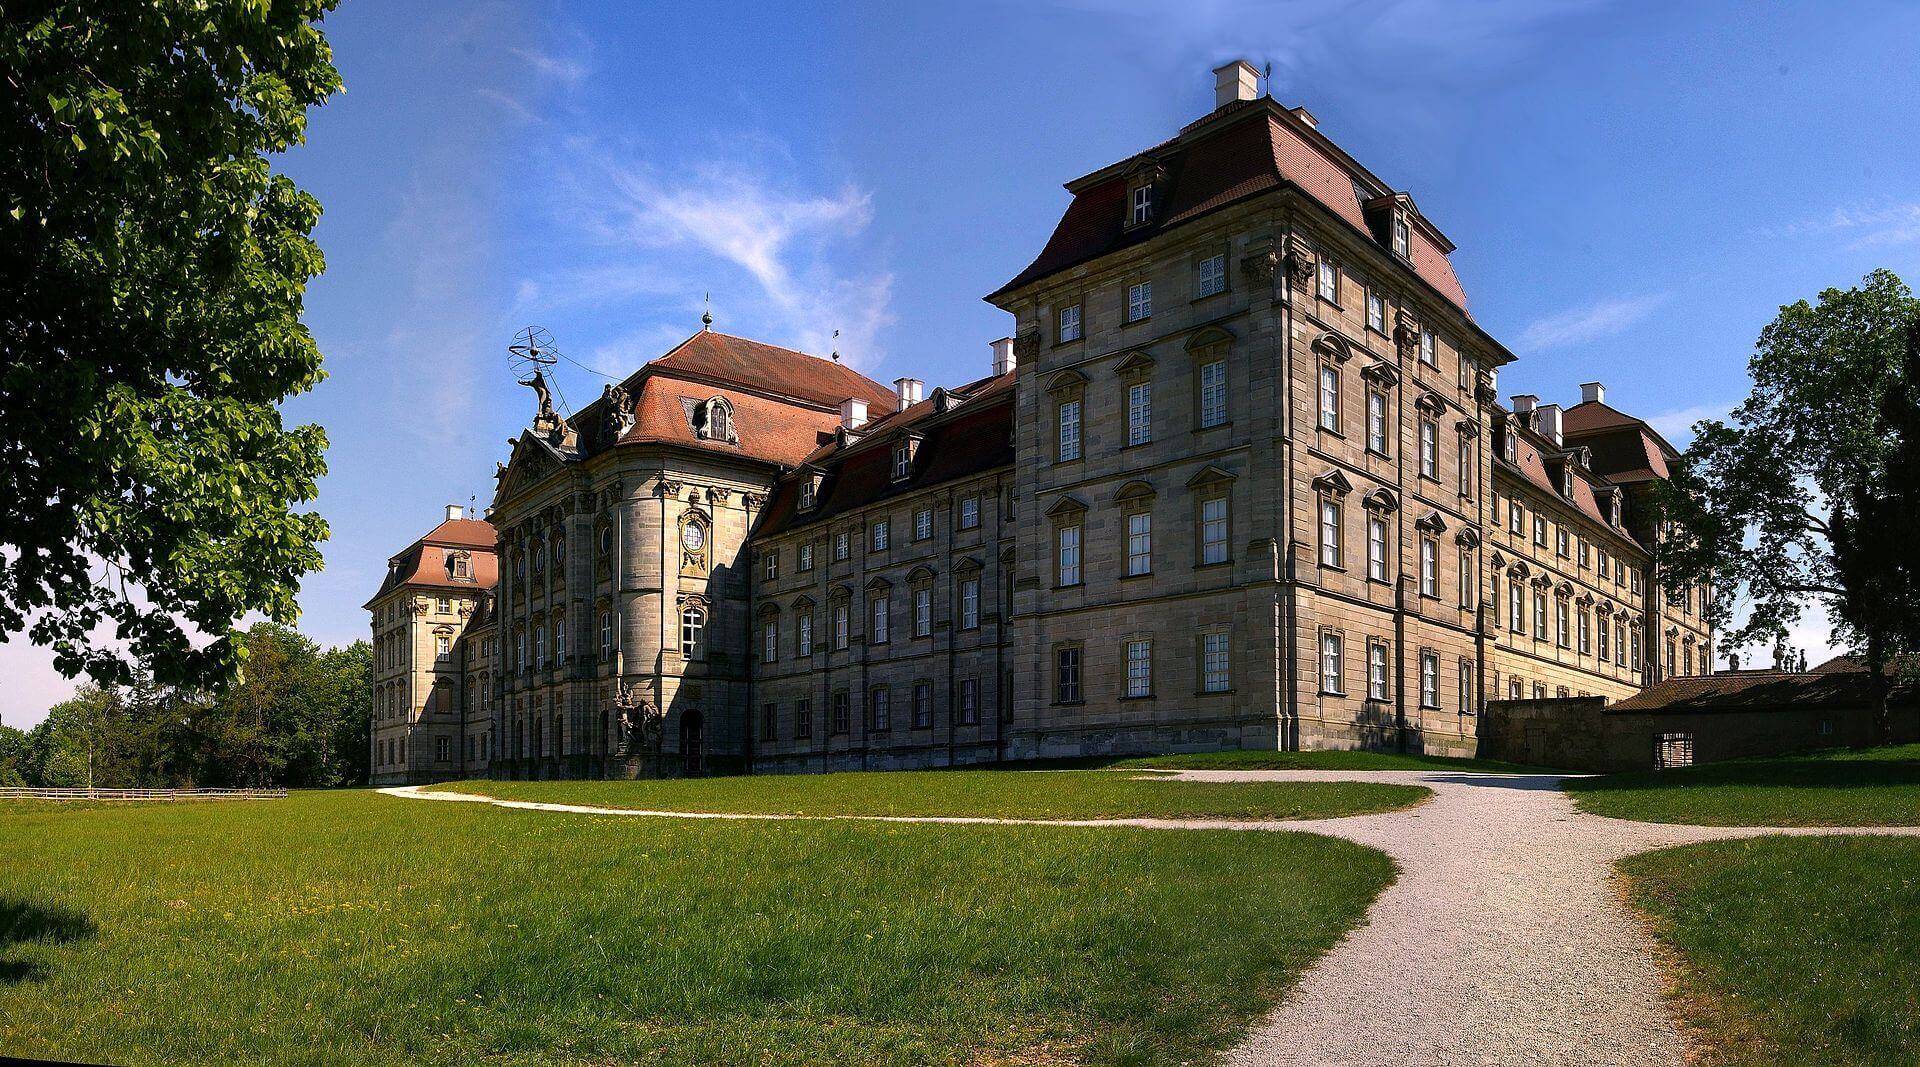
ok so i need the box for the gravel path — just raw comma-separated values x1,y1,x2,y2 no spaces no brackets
385,772,1920,1066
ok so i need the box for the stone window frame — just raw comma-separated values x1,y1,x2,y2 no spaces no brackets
1458,658,1476,716
1455,418,1478,498
870,517,891,554
830,589,852,651
1187,326,1233,430
1313,333,1353,435
1047,369,1088,464
792,594,816,658
868,685,891,735
913,506,933,543
907,565,936,639
1189,464,1236,568
696,396,737,444
1366,637,1390,702
1531,576,1550,640
1053,641,1085,706
959,677,980,726
958,495,981,531
1455,527,1480,610
757,603,780,664
1419,647,1440,709
911,680,934,730
1360,359,1398,458
1113,479,1156,579
1194,242,1230,301
866,577,893,646
762,546,779,582
1316,252,1339,305
1319,628,1347,697
1199,629,1232,695
1361,487,1397,584
1125,279,1153,323
1365,285,1388,335
1112,351,1155,448
831,689,851,735
833,529,850,562
1122,633,1155,700
954,556,983,631
678,508,711,576
1057,301,1084,344
1313,469,1354,571
1047,495,1088,589
761,701,778,742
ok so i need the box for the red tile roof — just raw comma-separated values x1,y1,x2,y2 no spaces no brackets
1608,669,1913,713
1562,400,1679,483
365,518,499,606
755,374,1015,538
648,330,895,410
619,377,845,468
990,101,1471,314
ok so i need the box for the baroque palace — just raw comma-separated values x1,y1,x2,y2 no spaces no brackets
368,62,1710,785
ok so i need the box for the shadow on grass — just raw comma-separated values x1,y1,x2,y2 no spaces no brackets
0,897,96,985
1565,755,1920,796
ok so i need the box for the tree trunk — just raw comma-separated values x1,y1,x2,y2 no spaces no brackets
1867,632,1893,747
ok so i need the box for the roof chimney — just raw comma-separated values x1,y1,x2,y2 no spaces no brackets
445,503,464,523
1289,105,1319,129
991,336,1017,376
839,396,868,431
1511,394,1538,416
1580,382,1605,406
1213,60,1260,110
1536,404,1563,447
893,377,923,412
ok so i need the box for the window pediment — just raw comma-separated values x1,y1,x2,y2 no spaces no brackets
1415,510,1447,533
954,555,984,575
1312,469,1354,496
1186,463,1236,489
1312,333,1354,364
1184,325,1234,353
1415,391,1447,415
1455,526,1481,547
905,564,937,583
1360,361,1399,387
1113,351,1155,381
791,593,816,610
865,575,892,592
1362,487,1399,513
1112,479,1157,504
1045,494,1089,519
1045,368,1090,396
1456,418,1480,438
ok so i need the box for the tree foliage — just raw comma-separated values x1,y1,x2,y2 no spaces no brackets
1,1,341,690
11,623,370,788
1659,270,1920,736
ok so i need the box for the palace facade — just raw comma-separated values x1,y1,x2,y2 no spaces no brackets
369,61,1710,782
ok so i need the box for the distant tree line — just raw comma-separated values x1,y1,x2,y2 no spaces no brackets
0,623,369,788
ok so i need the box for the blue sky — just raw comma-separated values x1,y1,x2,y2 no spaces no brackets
7,0,1920,726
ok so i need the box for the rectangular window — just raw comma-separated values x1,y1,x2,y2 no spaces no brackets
1533,591,1547,639
1202,633,1230,693
833,603,849,650
1199,360,1227,428
1459,661,1474,713
959,496,980,530
1458,549,1473,608
1557,600,1570,647
1579,608,1592,654
1367,516,1387,582
1131,184,1152,224
796,698,812,738
1320,632,1345,694
913,586,931,637
1597,616,1611,662
1197,253,1226,298
799,542,814,570
834,531,850,561
1457,439,1472,496
1058,399,1082,461
1125,639,1153,698
1319,365,1341,432
1420,329,1436,367
1617,619,1628,667
1127,382,1152,445
1127,280,1153,321
436,635,451,660
1534,514,1548,547
1319,499,1342,568
1508,498,1523,534
872,520,890,552
1420,651,1439,708
763,619,778,663
798,612,813,656
1393,215,1410,258
1631,626,1642,669
1367,290,1386,333
871,595,889,644
1056,647,1082,703
1367,391,1388,455
1058,524,1082,586
1420,419,1438,479
914,508,932,541
960,577,980,629
764,550,779,581
1126,511,1153,576
1367,641,1389,701
832,691,850,734
1557,527,1570,558
960,678,979,725
913,682,932,729
1420,536,1438,597
437,597,451,614
1059,303,1082,343
800,479,816,510
1317,257,1337,302
762,702,777,740
1200,496,1229,565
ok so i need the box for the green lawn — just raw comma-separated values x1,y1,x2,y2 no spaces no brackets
1621,836,1920,1065
1103,749,1559,774
426,768,1429,821
0,789,1395,1066
1565,744,1920,825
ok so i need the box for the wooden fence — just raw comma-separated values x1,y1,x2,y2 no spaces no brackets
0,787,289,802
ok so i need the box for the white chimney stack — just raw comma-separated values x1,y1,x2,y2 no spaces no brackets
1511,394,1538,416
1213,60,1260,110
991,336,1017,376
1580,381,1606,405
839,397,868,431
445,503,464,522
1536,404,1563,447
893,377,923,412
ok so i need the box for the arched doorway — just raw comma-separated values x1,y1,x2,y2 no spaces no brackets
679,708,704,777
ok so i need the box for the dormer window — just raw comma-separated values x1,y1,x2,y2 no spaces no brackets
1610,492,1623,527
1131,184,1154,225
800,469,824,510
1392,213,1410,258
1562,468,1575,498
800,480,815,509
893,444,912,480
694,396,736,443
1502,428,1517,464
447,551,472,580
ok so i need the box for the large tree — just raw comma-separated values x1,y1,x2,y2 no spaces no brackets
1,2,340,691
1659,270,1920,739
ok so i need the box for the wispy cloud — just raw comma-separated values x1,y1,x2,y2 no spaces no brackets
511,46,590,88
1765,200,1920,249
1645,400,1733,448
1516,293,1666,352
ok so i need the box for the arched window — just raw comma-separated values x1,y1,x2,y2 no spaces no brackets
681,606,706,659
699,397,735,443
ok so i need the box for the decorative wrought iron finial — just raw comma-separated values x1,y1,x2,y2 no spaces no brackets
831,327,840,362
701,292,713,331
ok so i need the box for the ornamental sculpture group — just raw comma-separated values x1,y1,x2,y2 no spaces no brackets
614,681,663,755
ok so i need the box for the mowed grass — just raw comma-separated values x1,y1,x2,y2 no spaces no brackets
1621,836,1920,1065
426,767,1429,820
1565,744,1920,825
0,790,1395,1066
1103,749,1558,774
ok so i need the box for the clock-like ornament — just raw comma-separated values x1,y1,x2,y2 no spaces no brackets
682,522,706,552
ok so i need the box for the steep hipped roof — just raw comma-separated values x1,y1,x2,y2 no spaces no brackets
1562,400,1681,483
365,517,499,607
1497,408,1640,548
755,372,1015,539
989,98,1472,316
619,378,847,467
648,330,895,410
